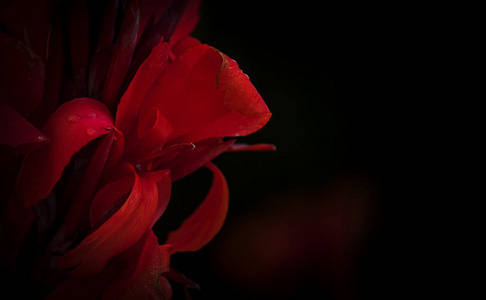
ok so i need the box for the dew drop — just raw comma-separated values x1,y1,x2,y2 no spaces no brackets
37,136,45,141
67,115,81,123
87,112,97,119
86,128,98,136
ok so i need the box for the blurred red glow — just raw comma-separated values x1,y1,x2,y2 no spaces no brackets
210,172,381,299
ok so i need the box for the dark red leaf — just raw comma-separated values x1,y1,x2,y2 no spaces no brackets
36,11,64,126
101,0,141,109
0,32,45,119
68,0,90,94
0,104,48,153
96,0,119,50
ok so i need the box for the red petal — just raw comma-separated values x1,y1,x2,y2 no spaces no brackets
160,277,173,300
158,138,234,181
141,43,271,143
163,269,200,290
101,0,141,109
170,36,201,58
165,163,229,253
15,98,114,207
115,40,170,140
151,169,172,228
46,131,117,255
0,32,45,119
183,51,272,142
227,143,277,152
102,230,168,300
101,127,126,182
124,107,173,159
89,173,134,228
57,165,170,276
0,104,48,152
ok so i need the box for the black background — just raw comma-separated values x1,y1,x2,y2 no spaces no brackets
160,1,405,299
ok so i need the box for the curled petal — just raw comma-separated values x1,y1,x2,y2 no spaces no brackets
141,41,271,143
184,49,272,142
57,164,170,276
15,98,114,207
89,174,135,228
124,107,173,159
166,163,228,253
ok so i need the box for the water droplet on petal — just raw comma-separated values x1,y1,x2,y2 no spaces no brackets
86,128,98,136
67,115,81,123
87,112,97,119
37,136,45,141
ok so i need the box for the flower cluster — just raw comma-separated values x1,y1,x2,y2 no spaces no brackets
0,0,271,298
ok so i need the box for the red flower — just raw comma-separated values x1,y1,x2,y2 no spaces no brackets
0,0,272,298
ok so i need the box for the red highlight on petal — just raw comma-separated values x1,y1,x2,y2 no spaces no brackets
15,98,114,207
